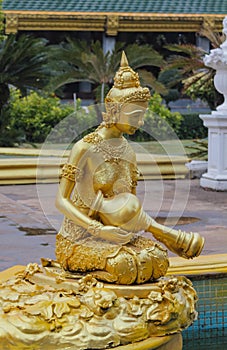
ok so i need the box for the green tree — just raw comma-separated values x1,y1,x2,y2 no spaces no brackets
0,34,56,145
48,39,167,103
8,89,75,143
3,89,99,146
145,92,182,137
158,68,182,105
0,34,52,111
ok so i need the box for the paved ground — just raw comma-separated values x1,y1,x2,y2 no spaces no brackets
0,178,226,271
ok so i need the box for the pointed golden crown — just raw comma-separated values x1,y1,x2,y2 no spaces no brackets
113,51,140,89
105,51,151,104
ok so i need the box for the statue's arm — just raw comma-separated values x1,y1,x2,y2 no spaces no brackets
147,219,204,259
56,141,133,244
55,140,92,230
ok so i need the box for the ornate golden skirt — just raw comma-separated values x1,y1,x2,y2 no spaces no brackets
56,228,169,284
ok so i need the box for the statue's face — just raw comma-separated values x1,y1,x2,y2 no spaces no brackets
115,101,148,135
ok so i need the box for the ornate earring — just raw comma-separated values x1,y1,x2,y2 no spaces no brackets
103,102,121,127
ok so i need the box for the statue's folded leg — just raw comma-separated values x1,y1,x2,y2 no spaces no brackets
129,236,169,283
56,233,169,285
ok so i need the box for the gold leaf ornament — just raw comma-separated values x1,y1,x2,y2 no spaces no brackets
0,288,20,302
25,294,81,320
25,300,54,319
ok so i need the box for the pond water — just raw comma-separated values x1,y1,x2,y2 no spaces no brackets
183,335,227,350
182,274,227,350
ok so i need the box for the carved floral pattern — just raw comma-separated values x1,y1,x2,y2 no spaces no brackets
0,264,198,349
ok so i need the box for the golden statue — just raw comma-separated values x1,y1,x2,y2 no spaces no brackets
0,52,204,350
55,51,204,284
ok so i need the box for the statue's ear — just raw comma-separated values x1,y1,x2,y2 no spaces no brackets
112,106,120,120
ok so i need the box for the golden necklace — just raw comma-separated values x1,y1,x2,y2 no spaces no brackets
83,131,128,162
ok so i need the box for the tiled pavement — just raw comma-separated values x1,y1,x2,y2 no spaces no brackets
0,179,227,271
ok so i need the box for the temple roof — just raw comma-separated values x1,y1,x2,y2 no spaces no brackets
3,0,226,35
2,0,227,14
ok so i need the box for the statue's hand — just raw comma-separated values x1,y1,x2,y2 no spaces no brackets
179,231,205,259
99,226,133,245
159,230,204,259
150,220,204,259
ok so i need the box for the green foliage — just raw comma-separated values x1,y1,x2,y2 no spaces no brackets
48,39,166,102
130,95,207,142
176,113,208,140
5,89,100,145
0,105,23,146
145,93,182,140
162,38,224,110
0,34,52,111
148,93,182,131
185,139,208,160
0,89,208,146
8,90,75,143
158,68,181,104
48,104,100,145
184,74,223,110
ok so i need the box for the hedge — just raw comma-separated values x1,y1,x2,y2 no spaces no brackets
176,113,208,140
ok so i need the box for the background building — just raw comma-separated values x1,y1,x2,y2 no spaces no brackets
2,0,227,107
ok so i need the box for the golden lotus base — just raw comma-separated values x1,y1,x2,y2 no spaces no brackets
0,263,194,349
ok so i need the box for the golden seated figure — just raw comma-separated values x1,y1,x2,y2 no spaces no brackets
55,52,204,285
0,52,204,350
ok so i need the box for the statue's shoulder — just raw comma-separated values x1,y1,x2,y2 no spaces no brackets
83,130,102,145
68,138,91,164
71,138,90,152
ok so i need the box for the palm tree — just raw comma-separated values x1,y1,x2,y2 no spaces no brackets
0,34,54,146
161,27,225,110
48,39,167,103
0,34,51,111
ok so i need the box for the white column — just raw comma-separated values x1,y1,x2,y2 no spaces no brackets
102,34,116,54
199,16,227,191
200,113,227,190
196,35,210,53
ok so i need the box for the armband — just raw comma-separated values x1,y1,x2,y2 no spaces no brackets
61,163,82,182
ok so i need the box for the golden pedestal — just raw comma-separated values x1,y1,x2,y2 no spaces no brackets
0,263,196,349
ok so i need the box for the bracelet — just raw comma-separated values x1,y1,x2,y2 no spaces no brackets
87,220,103,237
